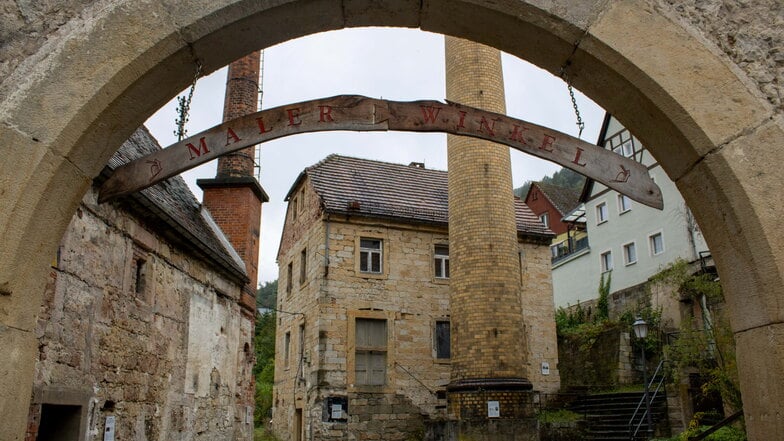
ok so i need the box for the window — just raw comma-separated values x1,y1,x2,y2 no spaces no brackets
38,404,83,441
605,129,639,159
596,202,608,224
299,323,305,362
284,331,291,369
539,212,549,228
299,248,307,285
133,257,146,294
434,244,450,279
435,321,451,359
623,242,637,265
650,232,664,255
131,246,148,296
600,250,613,272
286,262,293,295
359,238,382,273
355,319,387,385
299,188,306,212
618,194,632,213
291,196,298,220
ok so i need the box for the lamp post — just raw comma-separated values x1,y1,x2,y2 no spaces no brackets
632,317,653,439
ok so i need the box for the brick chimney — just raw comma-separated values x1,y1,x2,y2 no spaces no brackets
198,52,269,316
445,37,537,439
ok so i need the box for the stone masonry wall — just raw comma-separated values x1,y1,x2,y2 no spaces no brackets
656,0,783,112
27,185,254,441
0,2,780,117
519,241,561,394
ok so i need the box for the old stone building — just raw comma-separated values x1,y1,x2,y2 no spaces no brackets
271,155,560,441
25,127,256,441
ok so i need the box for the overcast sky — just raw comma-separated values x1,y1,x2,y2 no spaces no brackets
145,28,604,285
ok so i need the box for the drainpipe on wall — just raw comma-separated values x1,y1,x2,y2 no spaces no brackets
323,215,330,280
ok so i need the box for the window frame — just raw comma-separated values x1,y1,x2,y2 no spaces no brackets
605,128,642,160
434,244,450,279
354,318,388,386
286,262,293,296
617,194,632,214
434,320,451,360
623,241,637,266
299,248,307,285
596,202,609,225
649,231,665,256
359,237,383,274
600,250,613,273
291,196,298,220
284,331,291,370
539,212,549,228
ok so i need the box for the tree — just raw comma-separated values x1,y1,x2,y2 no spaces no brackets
653,260,742,415
256,280,278,309
513,167,585,199
254,310,276,425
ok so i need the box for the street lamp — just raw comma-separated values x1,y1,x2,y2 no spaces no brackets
632,317,653,439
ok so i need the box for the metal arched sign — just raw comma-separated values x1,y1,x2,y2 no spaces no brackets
99,95,662,209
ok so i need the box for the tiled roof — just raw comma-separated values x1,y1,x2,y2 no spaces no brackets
303,155,553,237
105,127,248,283
531,182,582,217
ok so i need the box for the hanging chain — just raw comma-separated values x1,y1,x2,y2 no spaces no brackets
174,61,203,141
560,65,585,139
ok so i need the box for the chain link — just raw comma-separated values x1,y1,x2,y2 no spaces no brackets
560,66,585,139
174,61,203,141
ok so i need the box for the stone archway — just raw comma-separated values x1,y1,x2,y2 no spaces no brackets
1,1,781,439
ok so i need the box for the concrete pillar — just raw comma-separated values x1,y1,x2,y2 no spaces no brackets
445,37,536,440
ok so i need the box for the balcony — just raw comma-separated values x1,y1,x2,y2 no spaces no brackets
551,237,590,265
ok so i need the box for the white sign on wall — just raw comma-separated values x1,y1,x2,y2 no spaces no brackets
331,403,343,420
103,416,116,441
487,401,500,418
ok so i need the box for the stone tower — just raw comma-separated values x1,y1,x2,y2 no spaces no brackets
198,52,269,313
445,37,536,440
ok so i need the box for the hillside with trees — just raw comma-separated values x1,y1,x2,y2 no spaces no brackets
514,167,585,199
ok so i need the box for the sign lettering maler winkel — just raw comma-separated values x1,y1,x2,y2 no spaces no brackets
99,95,662,209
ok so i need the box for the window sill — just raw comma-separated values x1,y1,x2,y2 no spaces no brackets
625,261,637,267
596,220,608,225
619,209,631,215
357,271,388,280
350,384,392,394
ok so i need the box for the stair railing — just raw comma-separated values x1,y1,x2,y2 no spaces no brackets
629,359,666,440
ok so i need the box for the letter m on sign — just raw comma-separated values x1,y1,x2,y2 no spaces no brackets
186,137,210,160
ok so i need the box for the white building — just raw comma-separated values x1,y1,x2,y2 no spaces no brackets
552,114,710,308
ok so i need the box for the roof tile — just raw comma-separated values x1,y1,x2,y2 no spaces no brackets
305,155,552,237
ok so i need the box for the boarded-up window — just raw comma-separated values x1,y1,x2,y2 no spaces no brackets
359,238,382,273
435,321,451,359
355,318,387,385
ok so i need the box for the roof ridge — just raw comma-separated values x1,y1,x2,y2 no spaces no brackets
307,154,448,174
